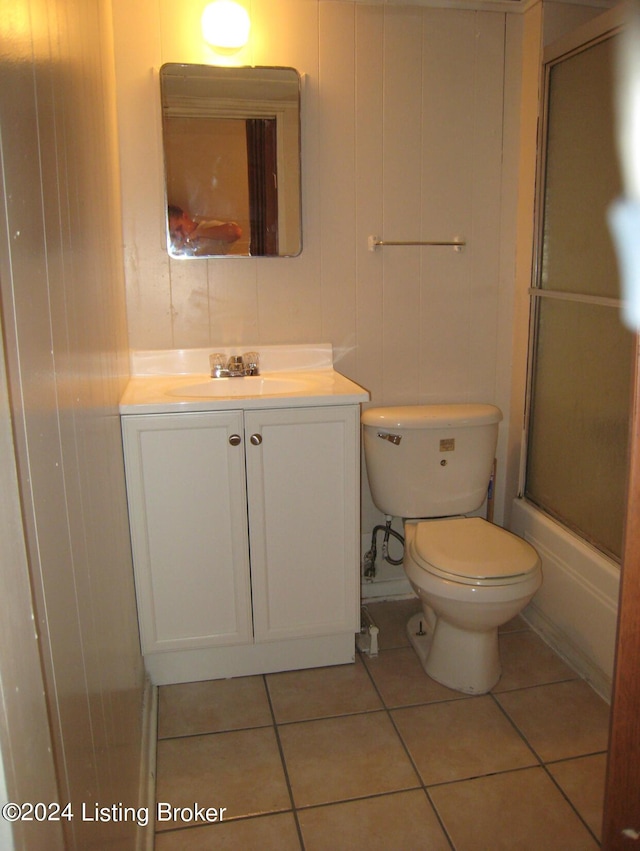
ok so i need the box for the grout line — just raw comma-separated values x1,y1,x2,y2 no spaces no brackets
157,721,274,743
489,690,603,845
268,706,386,728
423,786,457,851
262,674,307,851
154,809,293,837
491,674,580,696
539,759,604,846
489,690,545,765
292,785,424,813
358,644,457,850
544,749,609,765
540,760,603,845
425,762,544,791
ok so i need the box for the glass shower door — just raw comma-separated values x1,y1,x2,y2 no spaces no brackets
525,32,634,560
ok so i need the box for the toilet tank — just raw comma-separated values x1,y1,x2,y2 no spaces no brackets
361,404,502,518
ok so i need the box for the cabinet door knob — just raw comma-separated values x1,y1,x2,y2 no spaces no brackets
250,433,262,446
229,434,242,446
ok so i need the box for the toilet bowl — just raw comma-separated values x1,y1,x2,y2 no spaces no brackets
403,517,542,694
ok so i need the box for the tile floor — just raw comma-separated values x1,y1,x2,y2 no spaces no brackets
153,599,610,850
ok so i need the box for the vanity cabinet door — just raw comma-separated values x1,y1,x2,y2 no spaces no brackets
121,411,253,653
244,405,360,642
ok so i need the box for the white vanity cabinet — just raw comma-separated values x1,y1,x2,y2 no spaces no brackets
121,404,361,684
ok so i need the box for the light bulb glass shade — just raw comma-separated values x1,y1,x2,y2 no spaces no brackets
201,1,250,50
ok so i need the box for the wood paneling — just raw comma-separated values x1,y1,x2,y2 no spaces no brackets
0,0,147,847
602,339,640,848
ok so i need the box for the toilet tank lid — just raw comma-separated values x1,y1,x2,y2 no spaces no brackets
361,404,502,429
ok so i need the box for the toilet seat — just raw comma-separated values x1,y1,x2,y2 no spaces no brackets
409,516,540,587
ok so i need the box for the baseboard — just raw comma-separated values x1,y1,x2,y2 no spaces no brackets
144,633,356,685
137,677,157,851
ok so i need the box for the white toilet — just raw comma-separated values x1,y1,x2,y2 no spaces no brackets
361,404,542,694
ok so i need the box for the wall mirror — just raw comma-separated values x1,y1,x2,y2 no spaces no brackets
160,63,302,258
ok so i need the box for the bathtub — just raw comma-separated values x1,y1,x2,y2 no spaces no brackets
511,498,619,701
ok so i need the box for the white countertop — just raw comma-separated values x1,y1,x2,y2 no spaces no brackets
120,345,370,414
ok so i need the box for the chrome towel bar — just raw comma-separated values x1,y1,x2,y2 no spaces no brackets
367,235,466,252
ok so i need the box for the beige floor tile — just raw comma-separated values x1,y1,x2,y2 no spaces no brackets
157,676,272,739
392,696,537,786
363,646,470,708
278,711,419,807
430,766,599,850
266,658,382,723
298,789,451,851
362,599,421,649
154,812,301,850
495,680,610,762
493,630,577,693
548,753,607,840
155,728,290,830
152,601,609,850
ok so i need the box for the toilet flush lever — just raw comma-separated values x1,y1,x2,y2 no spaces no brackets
378,431,402,445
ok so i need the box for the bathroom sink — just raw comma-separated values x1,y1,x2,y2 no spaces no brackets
119,349,370,413
166,375,309,398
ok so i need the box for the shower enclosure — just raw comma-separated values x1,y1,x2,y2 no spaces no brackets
514,11,630,700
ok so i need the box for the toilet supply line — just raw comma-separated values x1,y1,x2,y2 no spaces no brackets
362,517,405,580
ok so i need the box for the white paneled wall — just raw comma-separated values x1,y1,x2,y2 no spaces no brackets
0,0,148,846
113,0,524,527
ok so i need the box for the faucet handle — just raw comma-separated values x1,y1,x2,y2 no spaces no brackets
243,352,260,375
209,352,226,377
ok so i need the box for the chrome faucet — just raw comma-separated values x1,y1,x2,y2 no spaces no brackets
210,352,260,378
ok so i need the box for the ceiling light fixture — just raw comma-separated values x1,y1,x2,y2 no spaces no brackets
201,1,250,51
